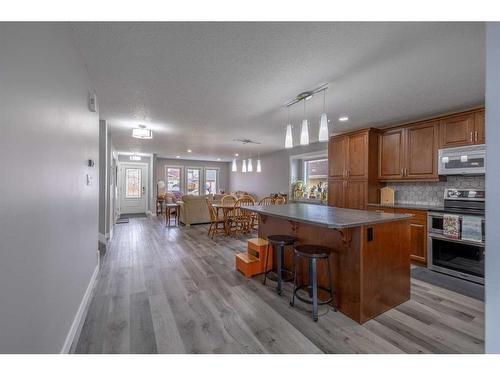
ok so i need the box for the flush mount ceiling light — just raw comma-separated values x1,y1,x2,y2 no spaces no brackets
187,149,192,153
339,116,349,122
176,155,180,158
132,125,152,139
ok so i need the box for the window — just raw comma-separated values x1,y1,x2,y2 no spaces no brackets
125,168,141,198
204,168,218,194
166,167,182,193
186,168,201,196
303,158,328,199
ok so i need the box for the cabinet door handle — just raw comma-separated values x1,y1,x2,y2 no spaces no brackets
470,131,473,142
475,131,478,142
401,168,404,176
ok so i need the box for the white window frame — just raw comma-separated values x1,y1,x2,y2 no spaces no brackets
204,167,220,195
185,166,203,196
165,165,184,194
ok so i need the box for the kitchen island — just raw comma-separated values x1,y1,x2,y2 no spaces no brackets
243,203,413,324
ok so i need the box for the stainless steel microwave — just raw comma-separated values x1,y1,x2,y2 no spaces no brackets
438,144,485,176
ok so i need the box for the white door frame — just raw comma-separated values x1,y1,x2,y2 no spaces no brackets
117,161,149,215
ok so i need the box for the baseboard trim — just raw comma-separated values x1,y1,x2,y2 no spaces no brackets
60,260,100,354
98,232,108,245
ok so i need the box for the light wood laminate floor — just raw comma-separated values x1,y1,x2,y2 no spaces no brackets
74,216,484,354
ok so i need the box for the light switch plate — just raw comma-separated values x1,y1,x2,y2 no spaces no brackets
87,174,92,186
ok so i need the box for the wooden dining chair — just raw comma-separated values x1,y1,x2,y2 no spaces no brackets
258,196,274,206
273,196,286,205
206,198,225,239
221,195,237,205
232,196,255,235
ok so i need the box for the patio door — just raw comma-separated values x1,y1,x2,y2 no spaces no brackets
119,163,148,215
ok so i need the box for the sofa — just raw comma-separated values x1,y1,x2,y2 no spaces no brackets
178,194,214,227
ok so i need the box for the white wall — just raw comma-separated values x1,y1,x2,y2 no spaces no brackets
229,142,328,200
0,23,99,353
485,22,500,354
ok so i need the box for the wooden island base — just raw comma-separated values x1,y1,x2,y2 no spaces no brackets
258,215,411,324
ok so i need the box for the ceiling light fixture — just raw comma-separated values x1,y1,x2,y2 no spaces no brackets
232,158,238,172
256,152,262,173
285,106,293,149
217,158,221,161
132,125,153,139
318,90,329,142
187,149,192,153
176,155,180,158
235,153,239,157
242,159,247,173
300,100,309,146
247,158,253,172
339,116,349,122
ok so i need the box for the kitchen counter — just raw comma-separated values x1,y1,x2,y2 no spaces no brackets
243,203,413,229
368,202,445,212
249,203,412,324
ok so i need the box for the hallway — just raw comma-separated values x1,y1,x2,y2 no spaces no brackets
74,217,484,354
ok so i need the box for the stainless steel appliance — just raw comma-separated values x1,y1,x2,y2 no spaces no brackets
438,144,486,176
428,188,485,284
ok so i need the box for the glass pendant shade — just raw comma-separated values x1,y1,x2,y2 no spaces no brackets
242,159,247,173
318,112,329,142
285,124,293,149
247,158,253,172
300,119,309,145
231,159,237,172
256,159,262,173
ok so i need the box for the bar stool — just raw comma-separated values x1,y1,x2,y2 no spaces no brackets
263,235,296,295
290,244,335,322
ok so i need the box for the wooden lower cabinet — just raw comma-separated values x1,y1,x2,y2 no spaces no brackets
368,206,428,265
345,180,367,210
328,180,345,208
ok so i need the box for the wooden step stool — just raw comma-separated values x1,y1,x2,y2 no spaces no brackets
235,238,273,278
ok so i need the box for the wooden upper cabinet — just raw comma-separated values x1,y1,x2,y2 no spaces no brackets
346,132,368,180
439,113,475,148
474,110,485,144
328,137,346,179
379,128,404,180
405,121,438,180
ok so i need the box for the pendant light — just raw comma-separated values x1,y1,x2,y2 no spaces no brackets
247,158,253,172
284,106,293,149
318,90,329,142
242,159,247,173
300,100,309,145
256,152,262,173
231,158,237,172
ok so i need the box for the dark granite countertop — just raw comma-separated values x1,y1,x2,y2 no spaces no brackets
242,203,413,229
367,203,445,212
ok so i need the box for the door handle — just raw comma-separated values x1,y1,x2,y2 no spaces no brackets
475,131,478,143
142,186,146,196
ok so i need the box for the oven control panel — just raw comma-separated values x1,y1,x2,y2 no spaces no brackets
444,189,485,201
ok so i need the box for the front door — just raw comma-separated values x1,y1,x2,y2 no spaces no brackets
119,163,147,215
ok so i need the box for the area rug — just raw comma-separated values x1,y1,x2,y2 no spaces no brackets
411,267,484,301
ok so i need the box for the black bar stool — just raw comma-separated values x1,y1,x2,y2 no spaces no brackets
263,235,296,295
290,244,335,321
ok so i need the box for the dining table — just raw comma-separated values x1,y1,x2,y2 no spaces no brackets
211,202,236,235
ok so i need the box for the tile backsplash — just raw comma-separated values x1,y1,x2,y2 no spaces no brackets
385,175,485,206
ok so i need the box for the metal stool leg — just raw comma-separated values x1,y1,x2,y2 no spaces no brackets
327,255,337,312
276,244,283,295
311,258,318,322
308,258,313,298
263,244,271,285
290,253,298,307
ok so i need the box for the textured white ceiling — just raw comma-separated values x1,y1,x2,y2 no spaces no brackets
70,22,485,161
